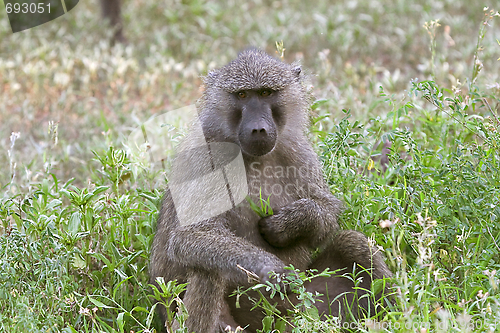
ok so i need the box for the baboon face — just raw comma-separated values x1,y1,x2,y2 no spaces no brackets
231,88,281,157
202,49,305,158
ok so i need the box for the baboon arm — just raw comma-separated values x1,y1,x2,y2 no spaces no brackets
301,193,342,245
167,224,285,284
259,193,341,248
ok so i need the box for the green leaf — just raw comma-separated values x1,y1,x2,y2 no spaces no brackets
46,199,62,210
93,185,110,195
144,303,157,328
261,315,274,331
67,212,82,235
311,98,329,110
117,312,125,332
113,276,133,299
88,297,112,309
72,254,86,269
275,318,287,332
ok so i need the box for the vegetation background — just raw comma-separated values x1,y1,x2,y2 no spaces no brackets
0,0,499,331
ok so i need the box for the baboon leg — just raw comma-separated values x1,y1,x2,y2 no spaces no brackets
219,299,247,332
100,0,125,43
228,288,289,333
305,230,392,320
304,268,373,320
183,271,230,333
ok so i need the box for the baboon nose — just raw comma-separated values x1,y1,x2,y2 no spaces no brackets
252,128,267,135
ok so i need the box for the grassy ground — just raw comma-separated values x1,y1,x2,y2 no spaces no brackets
0,0,499,332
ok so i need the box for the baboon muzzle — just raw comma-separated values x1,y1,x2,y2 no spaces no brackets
239,104,277,156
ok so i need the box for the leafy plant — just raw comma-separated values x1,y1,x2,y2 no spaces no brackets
246,188,274,218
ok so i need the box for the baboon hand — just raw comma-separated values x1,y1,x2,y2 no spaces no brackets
257,262,290,293
258,213,294,248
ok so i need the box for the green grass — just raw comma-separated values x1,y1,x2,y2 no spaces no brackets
1,0,500,332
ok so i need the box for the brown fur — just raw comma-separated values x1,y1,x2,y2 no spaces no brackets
149,49,391,332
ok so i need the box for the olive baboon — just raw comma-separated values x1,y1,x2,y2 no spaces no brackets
99,0,125,43
149,49,392,332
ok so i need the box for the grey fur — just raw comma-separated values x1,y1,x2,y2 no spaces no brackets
149,49,392,332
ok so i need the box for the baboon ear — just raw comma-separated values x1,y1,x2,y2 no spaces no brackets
293,66,301,77
205,71,218,83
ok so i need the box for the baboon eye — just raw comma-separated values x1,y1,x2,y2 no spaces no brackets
260,90,272,97
237,91,247,98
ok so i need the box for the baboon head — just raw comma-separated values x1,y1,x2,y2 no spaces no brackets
200,49,306,157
